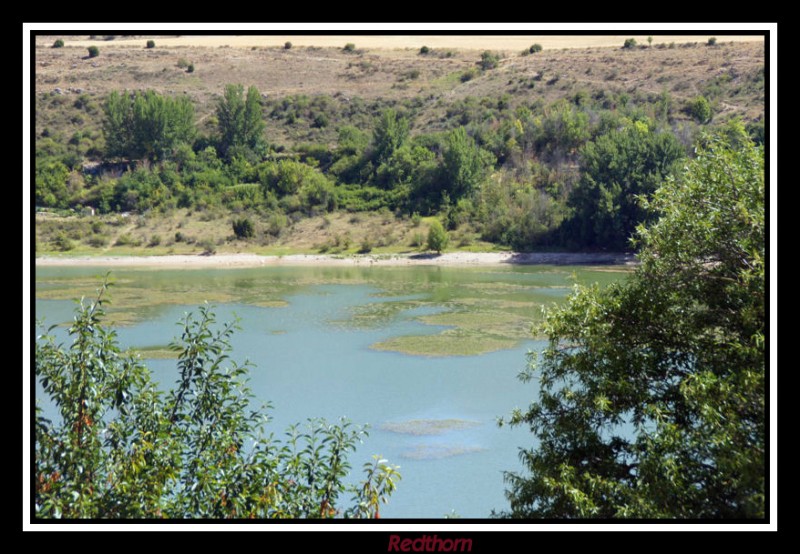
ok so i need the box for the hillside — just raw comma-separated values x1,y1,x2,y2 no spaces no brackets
33,35,765,257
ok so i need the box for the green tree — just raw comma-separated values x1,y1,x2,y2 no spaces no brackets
689,95,712,123
103,90,195,161
371,109,409,167
35,160,70,208
426,219,449,254
479,50,501,70
35,284,400,518
565,119,684,249
232,216,254,239
216,84,266,158
500,134,765,518
441,127,495,200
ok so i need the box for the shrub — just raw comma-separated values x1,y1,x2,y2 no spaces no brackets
529,43,542,54
187,63,195,73
479,50,500,70
174,231,186,243
343,43,356,53
51,232,74,251
52,39,64,49
358,238,373,253
707,37,717,46
86,235,108,248
266,213,288,236
147,234,161,247
411,212,422,227
689,95,712,122
409,231,425,248
232,216,255,239
146,40,155,49
176,58,190,69
114,233,141,247
199,239,216,255
623,38,637,49
461,68,479,82
87,46,99,58
427,219,449,254
284,41,292,49
419,45,430,55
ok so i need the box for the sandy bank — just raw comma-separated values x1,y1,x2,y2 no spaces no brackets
35,252,636,269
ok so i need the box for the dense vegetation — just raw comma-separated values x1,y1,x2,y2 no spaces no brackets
34,41,765,253
35,284,400,518
499,132,765,518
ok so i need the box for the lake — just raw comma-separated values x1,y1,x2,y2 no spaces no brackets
34,263,627,518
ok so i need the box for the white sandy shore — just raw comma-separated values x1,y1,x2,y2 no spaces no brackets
35,252,636,269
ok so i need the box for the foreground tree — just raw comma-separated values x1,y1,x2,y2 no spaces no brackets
35,285,399,518
500,134,765,518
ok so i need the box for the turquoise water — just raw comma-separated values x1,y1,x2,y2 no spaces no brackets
34,264,625,518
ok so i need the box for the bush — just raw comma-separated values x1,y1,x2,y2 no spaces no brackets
419,45,430,55
689,95,712,122
147,234,161,247
623,38,637,49
187,63,195,73
343,43,356,53
199,239,216,255
427,219,449,254
52,39,64,49
707,37,717,46
114,233,141,247
145,40,155,49
51,231,74,251
479,50,500,70
358,238,373,254
284,41,293,49
232,216,255,239
87,46,99,58
529,43,542,54
409,231,425,248
461,68,479,82
86,235,108,248
176,58,190,68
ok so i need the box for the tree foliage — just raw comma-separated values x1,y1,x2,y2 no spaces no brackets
371,109,409,167
426,219,449,254
35,284,400,518
103,90,195,161
441,127,495,200
565,119,684,250
500,135,765,518
216,84,266,158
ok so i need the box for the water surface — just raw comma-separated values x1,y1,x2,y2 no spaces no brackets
34,264,626,518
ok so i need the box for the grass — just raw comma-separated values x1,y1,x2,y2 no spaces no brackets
36,210,493,258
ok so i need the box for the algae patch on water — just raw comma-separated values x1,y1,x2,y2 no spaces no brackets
372,332,519,357
381,418,481,435
400,444,486,460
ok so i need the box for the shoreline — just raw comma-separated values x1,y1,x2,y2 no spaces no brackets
34,252,636,269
